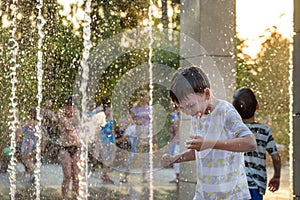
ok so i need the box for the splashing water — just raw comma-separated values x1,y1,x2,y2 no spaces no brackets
78,0,92,199
148,1,154,200
7,1,19,199
34,0,46,199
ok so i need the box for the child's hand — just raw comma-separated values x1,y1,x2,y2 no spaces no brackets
185,135,209,151
161,154,175,168
268,177,280,192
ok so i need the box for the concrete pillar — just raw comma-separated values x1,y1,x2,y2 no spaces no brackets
293,0,300,199
179,0,236,199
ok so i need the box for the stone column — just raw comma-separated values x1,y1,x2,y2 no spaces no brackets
293,0,300,199
179,0,236,199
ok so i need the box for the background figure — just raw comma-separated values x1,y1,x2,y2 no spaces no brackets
1,115,21,173
41,99,60,164
120,90,155,184
161,66,257,199
0,146,12,173
87,105,106,172
167,104,180,184
41,99,58,138
233,87,281,200
96,98,116,184
119,117,139,183
113,114,132,168
20,107,44,182
115,115,132,152
58,96,81,200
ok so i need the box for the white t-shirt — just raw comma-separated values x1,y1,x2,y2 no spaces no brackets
192,100,252,200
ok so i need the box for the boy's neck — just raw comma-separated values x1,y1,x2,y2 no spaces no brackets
204,98,219,114
243,117,255,123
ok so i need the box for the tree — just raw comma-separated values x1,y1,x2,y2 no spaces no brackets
254,27,290,145
236,27,291,145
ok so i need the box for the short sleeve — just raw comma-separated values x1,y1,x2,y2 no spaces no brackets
224,106,252,138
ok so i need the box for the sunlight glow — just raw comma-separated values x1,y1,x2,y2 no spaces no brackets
236,0,293,58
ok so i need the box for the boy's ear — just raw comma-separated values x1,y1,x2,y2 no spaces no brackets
204,88,210,100
256,103,259,110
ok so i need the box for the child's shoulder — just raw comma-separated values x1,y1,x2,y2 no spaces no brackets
245,122,271,132
212,100,235,114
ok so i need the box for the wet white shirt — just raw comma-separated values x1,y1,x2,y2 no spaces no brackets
192,100,252,200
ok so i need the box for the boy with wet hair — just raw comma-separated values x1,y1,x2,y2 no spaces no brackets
162,66,257,199
233,87,281,200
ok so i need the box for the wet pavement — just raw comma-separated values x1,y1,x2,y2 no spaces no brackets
0,162,177,199
0,163,290,199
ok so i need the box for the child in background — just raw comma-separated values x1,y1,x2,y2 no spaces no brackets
58,96,81,199
119,116,138,183
168,104,180,184
115,115,132,151
161,66,257,199
233,87,281,200
98,98,115,184
20,107,45,182
120,89,157,183
41,99,58,138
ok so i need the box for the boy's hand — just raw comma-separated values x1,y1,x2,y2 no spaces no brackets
185,135,209,151
268,177,280,192
161,154,175,168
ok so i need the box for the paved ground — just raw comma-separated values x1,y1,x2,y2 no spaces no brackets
0,163,177,199
0,163,290,199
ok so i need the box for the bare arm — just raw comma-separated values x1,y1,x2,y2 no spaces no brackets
186,134,257,152
161,149,195,168
268,153,281,192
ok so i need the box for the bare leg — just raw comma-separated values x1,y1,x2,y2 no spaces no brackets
71,150,80,200
21,154,35,179
60,150,72,200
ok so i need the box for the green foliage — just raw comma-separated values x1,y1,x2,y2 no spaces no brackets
236,27,291,145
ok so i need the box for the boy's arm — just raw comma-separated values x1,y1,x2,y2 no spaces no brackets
161,149,195,168
268,153,281,192
186,134,257,152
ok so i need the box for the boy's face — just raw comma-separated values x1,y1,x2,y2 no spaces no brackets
139,91,150,104
178,93,209,118
65,105,75,117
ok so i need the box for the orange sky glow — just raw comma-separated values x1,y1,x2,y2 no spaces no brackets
236,0,293,58
56,0,294,59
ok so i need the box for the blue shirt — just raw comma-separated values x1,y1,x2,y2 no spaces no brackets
100,119,115,143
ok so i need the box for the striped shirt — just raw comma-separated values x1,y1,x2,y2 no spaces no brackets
244,122,278,195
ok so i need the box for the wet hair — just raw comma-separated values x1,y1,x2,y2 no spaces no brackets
101,96,111,111
232,88,258,119
169,66,210,105
28,107,37,120
65,96,73,106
